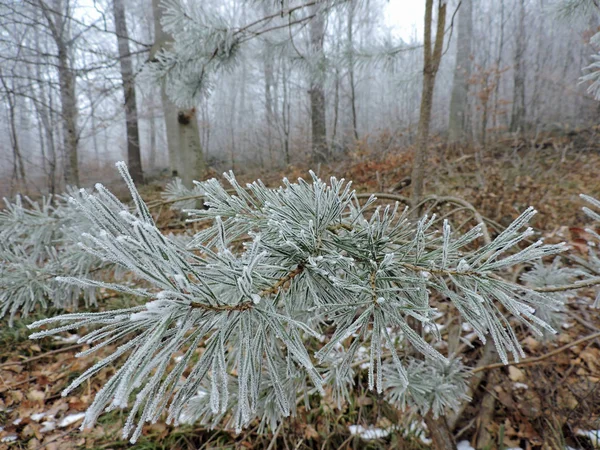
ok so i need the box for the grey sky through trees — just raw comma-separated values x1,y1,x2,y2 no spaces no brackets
0,0,597,197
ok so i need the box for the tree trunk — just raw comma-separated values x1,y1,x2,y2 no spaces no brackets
425,412,458,450
347,0,359,142
178,108,205,186
410,0,447,211
264,52,275,167
409,8,456,448
113,0,144,183
37,0,80,186
509,0,526,133
309,3,328,164
448,0,473,144
282,59,291,165
149,107,157,170
151,0,206,186
0,71,26,190
57,44,79,186
493,0,506,132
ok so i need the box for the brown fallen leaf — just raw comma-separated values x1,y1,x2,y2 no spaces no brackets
27,390,45,402
508,366,526,382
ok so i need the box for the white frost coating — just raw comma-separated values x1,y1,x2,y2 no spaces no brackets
0,435,17,443
25,164,566,442
30,412,45,422
53,334,80,343
457,441,476,450
576,429,600,447
457,259,471,273
348,424,391,440
40,421,56,433
58,413,86,427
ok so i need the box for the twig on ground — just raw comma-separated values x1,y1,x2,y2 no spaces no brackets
472,331,600,373
0,343,84,369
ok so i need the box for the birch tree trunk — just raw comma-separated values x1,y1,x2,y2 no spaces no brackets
151,0,206,186
113,0,144,184
448,0,473,144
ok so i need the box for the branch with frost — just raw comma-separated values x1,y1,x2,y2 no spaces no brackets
30,162,565,442
144,0,348,107
581,53,600,100
0,192,110,324
578,194,600,306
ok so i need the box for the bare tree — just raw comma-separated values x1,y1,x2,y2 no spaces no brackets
410,0,448,209
448,0,473,144
347,0,359,142
38,0,80,186
309,3,328,164
0,69,26,192
510,0,527,133
150,0,205,186
112,0,144,184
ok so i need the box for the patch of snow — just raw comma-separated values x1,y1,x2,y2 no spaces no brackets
356,346,370,369
30,412,46,422
12,418,22,425
174,355,184,363
348,424,391,440
58,413,85,427
1,435,17,443
562,322,574,329
464,332,478,342
462,323,473,332
576,429,600,447
53,334,80,343
457,441,476,450
513,382,529,390
40,421,56,433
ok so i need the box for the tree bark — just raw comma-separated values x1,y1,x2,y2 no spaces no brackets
410,0,447,211
509,0,526,133
150,0,206,186
309,3,328,164
113,0,144,184
448,0,473,144
0,70,26,190
149,107,157,170
264,54,275,167
57,43,79,186
33,21,57,194
347,0,359,142
38,0,80,186
425,412,458,450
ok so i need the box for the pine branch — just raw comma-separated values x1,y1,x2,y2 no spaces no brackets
25,163,568,441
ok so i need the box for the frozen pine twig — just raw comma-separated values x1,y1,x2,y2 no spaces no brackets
29,162,567,443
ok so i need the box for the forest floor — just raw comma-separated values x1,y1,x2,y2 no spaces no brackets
1,132,600,450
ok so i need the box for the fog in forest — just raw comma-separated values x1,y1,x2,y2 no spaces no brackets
0,0,598,197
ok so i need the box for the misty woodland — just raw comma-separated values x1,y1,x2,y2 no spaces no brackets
1,1,600,449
